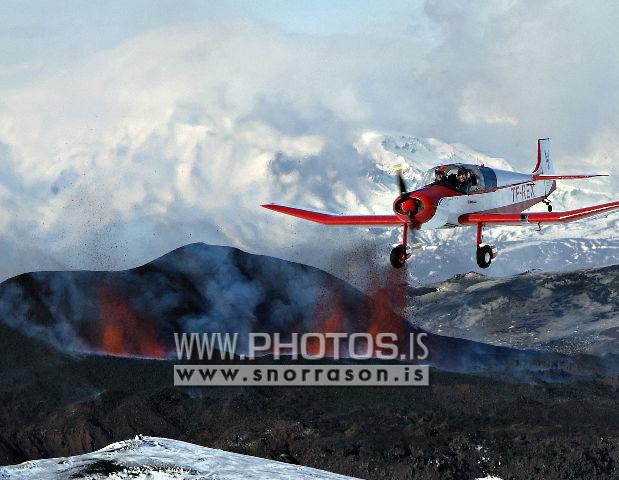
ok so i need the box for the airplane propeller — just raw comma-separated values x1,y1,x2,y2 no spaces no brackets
394,167,424,250
397,169,408,197
395,166,414,215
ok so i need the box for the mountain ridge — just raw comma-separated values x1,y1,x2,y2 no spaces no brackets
0,242,616,380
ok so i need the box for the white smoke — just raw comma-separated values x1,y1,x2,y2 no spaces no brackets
0,4,617,282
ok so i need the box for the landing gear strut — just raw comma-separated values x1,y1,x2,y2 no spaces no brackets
390,223,412,268
475,223,497,269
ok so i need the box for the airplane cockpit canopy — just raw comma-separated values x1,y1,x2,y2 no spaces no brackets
421,164,498,193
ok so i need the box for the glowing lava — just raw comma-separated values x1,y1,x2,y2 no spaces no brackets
308,266,409,359
97,283,165,358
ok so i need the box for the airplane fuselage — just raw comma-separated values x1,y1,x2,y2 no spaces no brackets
392,166,557,230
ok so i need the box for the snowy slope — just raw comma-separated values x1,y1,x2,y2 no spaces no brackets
0,436,359,480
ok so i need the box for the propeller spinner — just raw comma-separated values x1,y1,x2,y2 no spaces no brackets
394,168,418,218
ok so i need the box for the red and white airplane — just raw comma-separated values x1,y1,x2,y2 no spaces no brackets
263,139,619,269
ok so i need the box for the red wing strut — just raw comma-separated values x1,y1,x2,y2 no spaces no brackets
459,201,619,226
262,204,403,226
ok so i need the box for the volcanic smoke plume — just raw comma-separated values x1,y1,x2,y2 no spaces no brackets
0,243,615,382
0,243,414,359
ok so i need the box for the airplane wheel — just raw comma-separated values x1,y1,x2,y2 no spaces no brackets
547,204,553,212
390,245,408,269
476,245,493,269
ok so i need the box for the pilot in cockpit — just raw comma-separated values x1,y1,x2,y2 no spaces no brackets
455,168,472,192
446,168,471,192
433,169,446,184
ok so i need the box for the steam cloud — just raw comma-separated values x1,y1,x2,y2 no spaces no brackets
0,2,617,283
0,244,373,356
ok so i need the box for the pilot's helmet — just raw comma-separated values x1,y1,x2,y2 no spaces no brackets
457,168,467,177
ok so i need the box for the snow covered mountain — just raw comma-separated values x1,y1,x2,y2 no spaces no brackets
0,435,506,480
0,436,358,479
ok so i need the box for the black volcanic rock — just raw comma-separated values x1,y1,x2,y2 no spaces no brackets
0,321,618,479
0,245,618,479
407,266,619,355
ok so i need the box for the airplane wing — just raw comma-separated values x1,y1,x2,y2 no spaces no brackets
459,201,619,226
262,204,403,225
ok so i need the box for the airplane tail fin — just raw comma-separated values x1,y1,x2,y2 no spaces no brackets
531,137,609,182
533,138,554,174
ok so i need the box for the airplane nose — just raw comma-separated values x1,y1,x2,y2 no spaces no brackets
394,196,420,216
411,195,437,225
393,193,436,226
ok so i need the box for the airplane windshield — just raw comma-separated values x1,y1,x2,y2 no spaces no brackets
422,164,489,193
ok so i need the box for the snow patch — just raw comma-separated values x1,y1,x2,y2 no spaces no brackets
0,436,358,480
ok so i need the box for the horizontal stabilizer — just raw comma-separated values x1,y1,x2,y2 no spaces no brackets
262,203,402,226
533,174,608,180
459,201,619,226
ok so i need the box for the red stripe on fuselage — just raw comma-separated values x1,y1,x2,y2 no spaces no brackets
473,196,543,215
